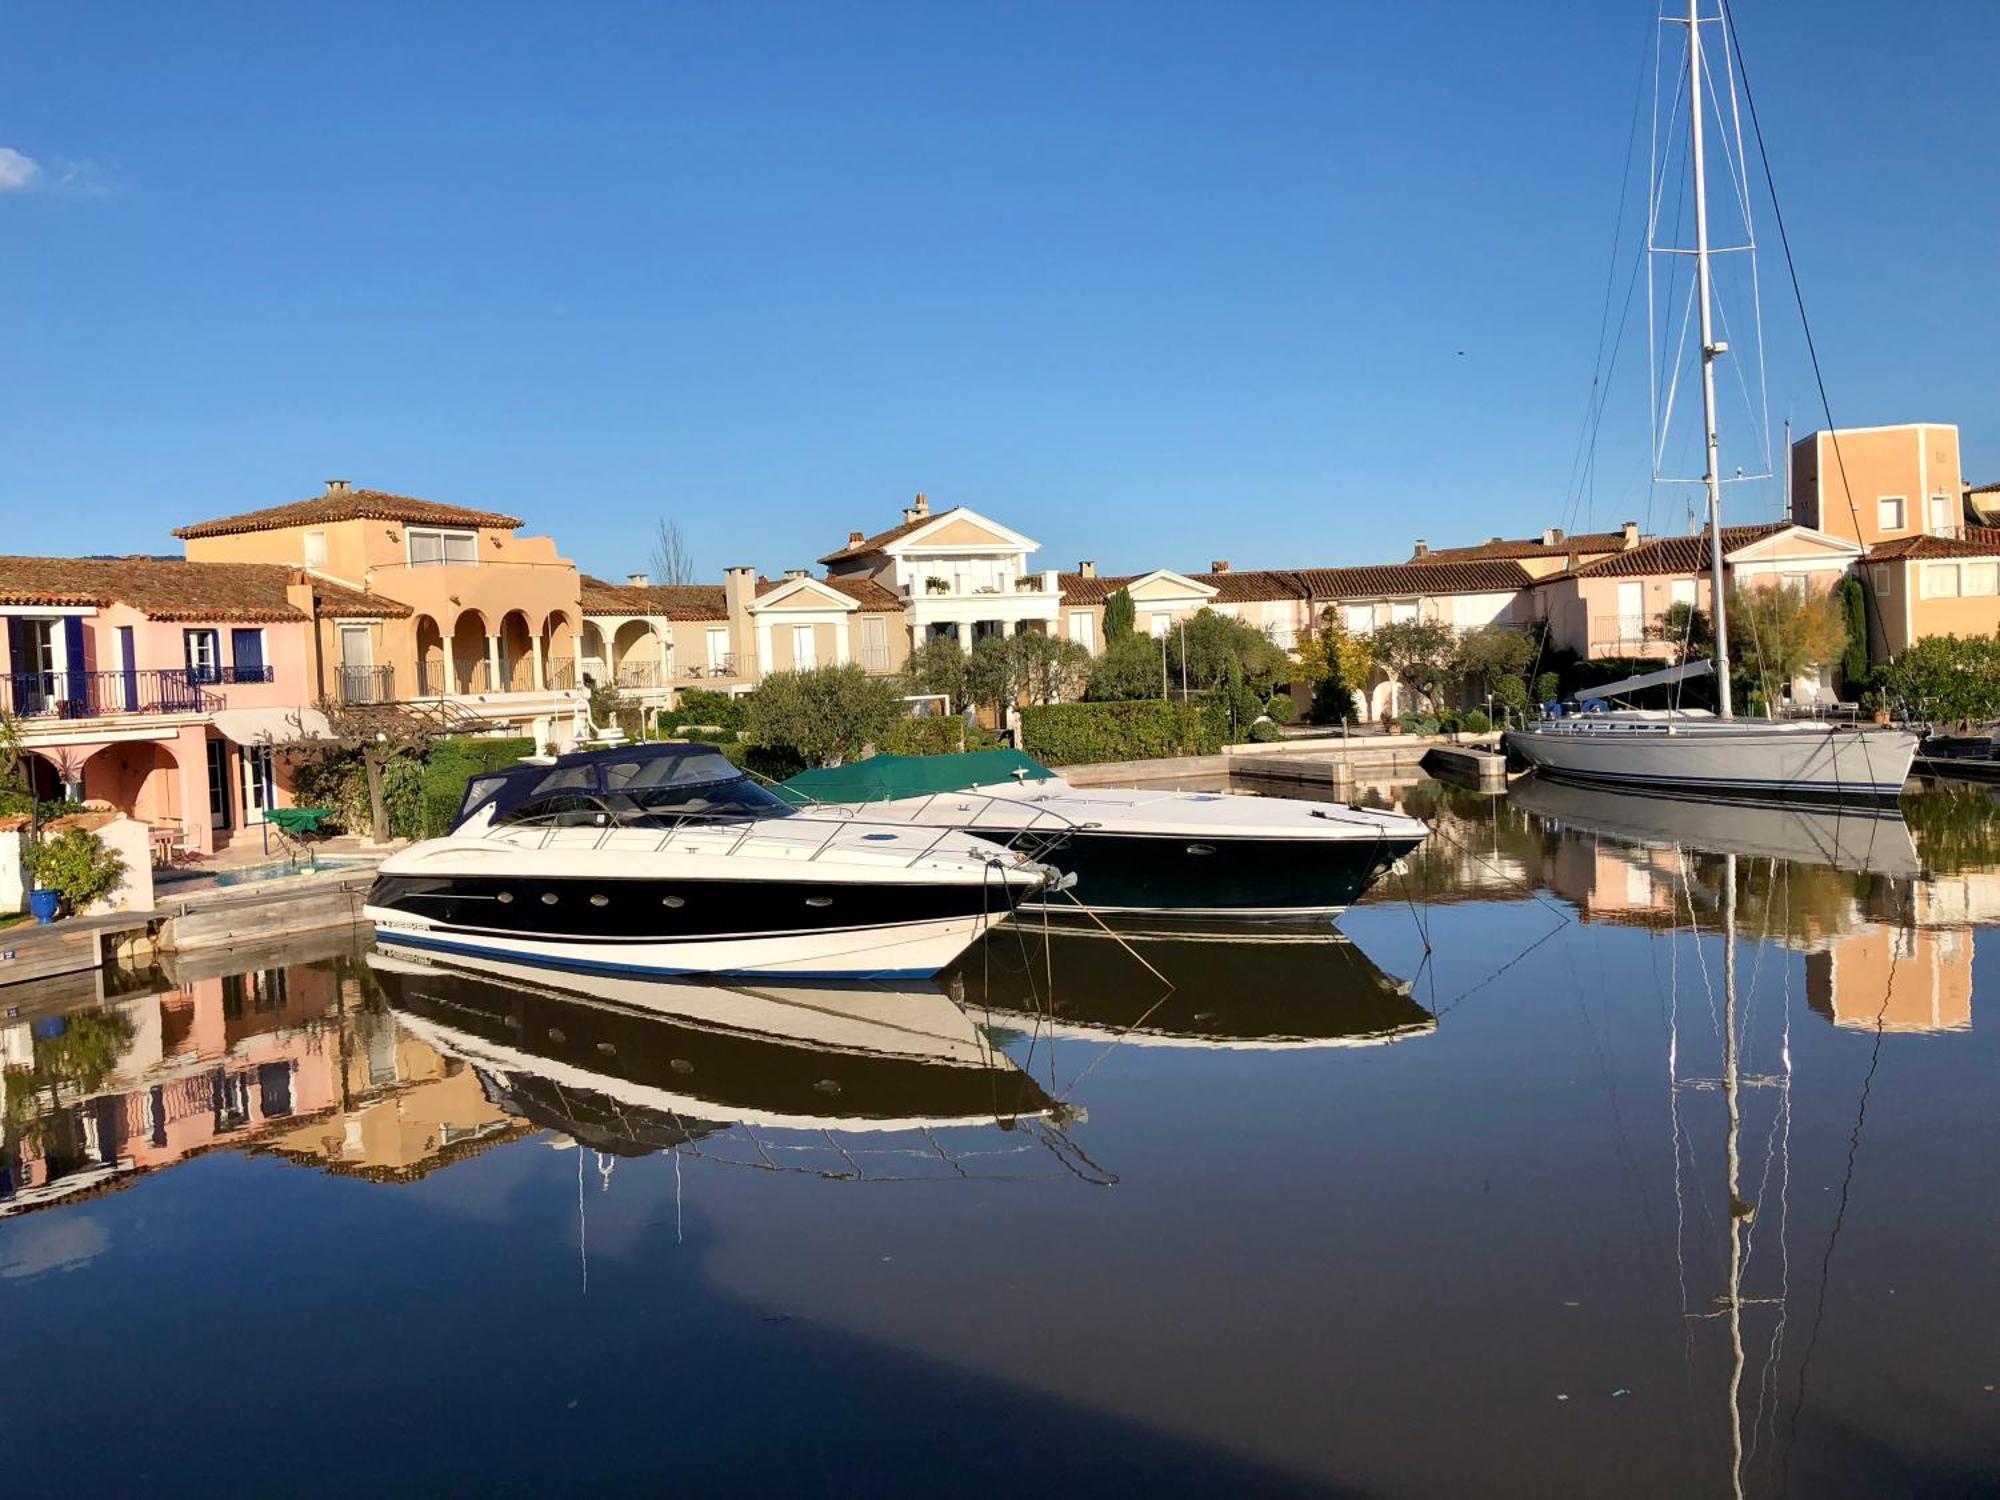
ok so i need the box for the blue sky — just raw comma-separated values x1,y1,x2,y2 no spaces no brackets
3,1,1994,580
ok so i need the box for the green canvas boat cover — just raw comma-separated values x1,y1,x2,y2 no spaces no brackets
779,749,1054,805
264,807,333,836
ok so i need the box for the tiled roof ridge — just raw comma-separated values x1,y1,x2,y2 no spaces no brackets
174,488,523,540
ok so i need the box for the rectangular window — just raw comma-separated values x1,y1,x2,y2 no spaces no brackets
1923,564,1960,599
303,530,327,567
1342,604,1374,633
1391,601,1419,625
184,629,221,684
1069,611,1096,653
1872,565,1891,594
791,624,816,668
861,615,889,670
705,628,729,671
1148,613,1172,639
230,628,266,679
1877,496,1907,532
1964,562,1999,597
241,745,275,824
408,528,477,566
1670,579,1697,608
1928,495,1953,537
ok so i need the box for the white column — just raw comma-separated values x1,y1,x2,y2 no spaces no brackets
657,620,672,683
486,634,502,694
957,622,972,656
833,616,851,665
1001,619,1017,638
530,634,547,692
756,620,775,674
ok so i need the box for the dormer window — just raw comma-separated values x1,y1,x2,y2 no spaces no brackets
408,528,477,567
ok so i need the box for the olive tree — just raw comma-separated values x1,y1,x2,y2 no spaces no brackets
745,664,905,767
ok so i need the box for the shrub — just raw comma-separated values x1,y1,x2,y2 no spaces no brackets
26,826,126,917
1534,671,1561,706
1310,677,1361,725
1247,719,1284,742
745,665,905,767
1398,712,1440,736
1019,700,1227,765
1492,674,1529,722
661,688,749,736
1264,693,1299,725
1459,709,1492,734
1884,634,2000,725
415,736,538,839
879,715,999,756
1086,634,1167,701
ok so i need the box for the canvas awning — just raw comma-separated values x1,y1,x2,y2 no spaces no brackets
209,706,333,746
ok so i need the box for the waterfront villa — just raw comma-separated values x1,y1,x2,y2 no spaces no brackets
0,556,395,855
175,482,587,745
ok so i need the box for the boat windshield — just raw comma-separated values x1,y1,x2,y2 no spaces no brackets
478,746,795,830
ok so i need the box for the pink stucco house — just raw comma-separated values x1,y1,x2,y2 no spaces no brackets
0,557,400,855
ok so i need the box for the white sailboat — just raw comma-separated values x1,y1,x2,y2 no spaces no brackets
1505,0,1917,803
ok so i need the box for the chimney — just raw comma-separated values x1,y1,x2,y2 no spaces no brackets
902,492,932,525
626,572,648,587
1541,527,1565,547
1210,559,1230,574
785,568,809,580
1079,560,1097,579
1621,520,1640,549
1412,539,1429,558
325,478,351,496
847,531,864,546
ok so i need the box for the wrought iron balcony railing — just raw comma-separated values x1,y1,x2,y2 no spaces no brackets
3,669,212,720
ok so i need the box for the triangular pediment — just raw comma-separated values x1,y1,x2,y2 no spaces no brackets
1124,569,1220,603
890,506,1040,555
749,577,859,613
1728,524,1862,561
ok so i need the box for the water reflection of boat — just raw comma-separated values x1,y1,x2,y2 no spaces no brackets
368,949,1057,1136
950,929,1433,1050
1508,776,1920,877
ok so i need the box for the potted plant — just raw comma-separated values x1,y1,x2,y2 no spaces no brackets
24,823,126,923
924,575,951,595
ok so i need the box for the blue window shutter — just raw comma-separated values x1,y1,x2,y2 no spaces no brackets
4,617,22,711
62,616,88,715
231,628,264,676
119,626,138,710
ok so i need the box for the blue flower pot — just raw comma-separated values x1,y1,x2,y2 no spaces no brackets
28,889,60,924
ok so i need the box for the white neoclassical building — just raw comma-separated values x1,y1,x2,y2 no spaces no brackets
820,494,1063,651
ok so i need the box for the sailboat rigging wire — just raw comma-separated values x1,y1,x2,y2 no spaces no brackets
1717,0,1895,669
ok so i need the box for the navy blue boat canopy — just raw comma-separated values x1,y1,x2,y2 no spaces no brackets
453,743,771,830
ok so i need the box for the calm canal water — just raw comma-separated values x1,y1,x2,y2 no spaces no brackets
7,776,2000,1497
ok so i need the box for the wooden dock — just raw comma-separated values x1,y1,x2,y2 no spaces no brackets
0,910,161,990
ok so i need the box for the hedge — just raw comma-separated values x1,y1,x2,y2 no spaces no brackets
415,736,538,838
1019,701,1227,765
879,715,999,757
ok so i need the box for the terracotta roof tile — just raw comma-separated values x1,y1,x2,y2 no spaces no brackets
1865,532,2000,563
309,575,413,618
0,556,409,622
1555,524,1788,581
1060,560,1531,607
814,576,905,611
1287,559,1534,598
1968,480,2000,495
174,489,523,540
1412,530,1637,564
1057,572,1139,606
818,513,939,566
579,575,728,620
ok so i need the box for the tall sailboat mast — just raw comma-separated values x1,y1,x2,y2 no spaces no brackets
1685,0,1734,718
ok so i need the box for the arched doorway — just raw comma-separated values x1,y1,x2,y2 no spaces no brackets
541,610,576,690
580,623,608,689
414,615,446,697
612,620,662,690
499,610,535,692
450,610,490,695
80,741,183,828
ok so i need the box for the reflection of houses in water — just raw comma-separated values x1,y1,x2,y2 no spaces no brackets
1807,925,1973,1034
1509,780,1983,1036
1,938,519,1215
